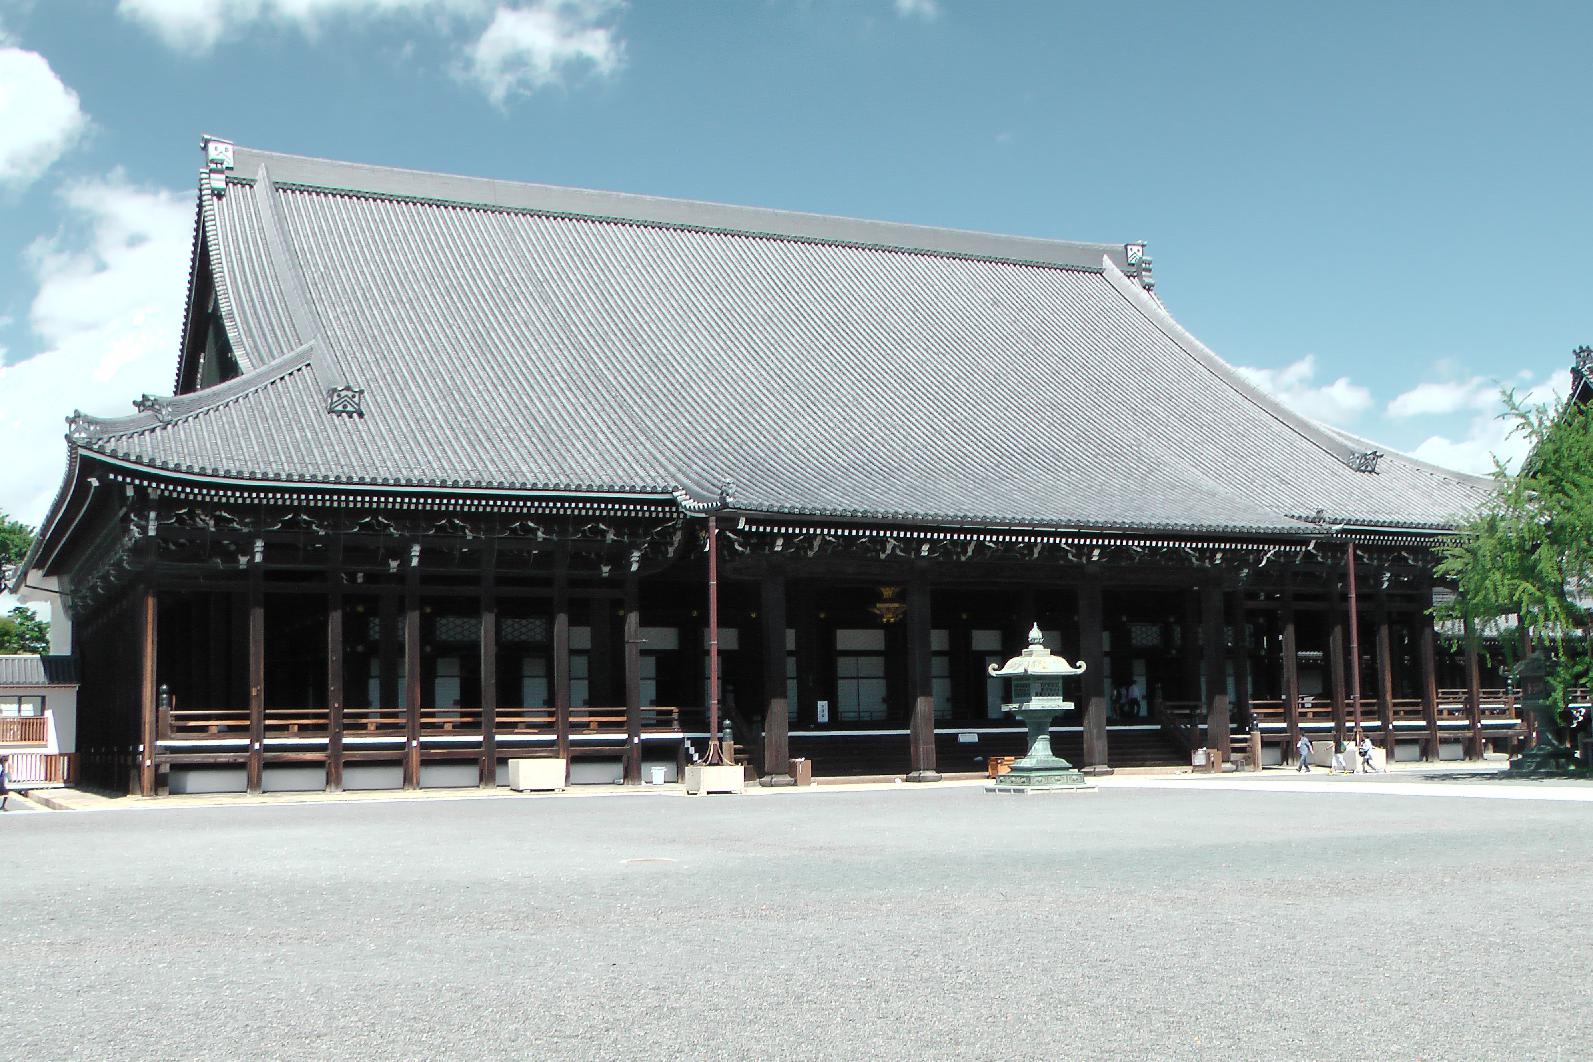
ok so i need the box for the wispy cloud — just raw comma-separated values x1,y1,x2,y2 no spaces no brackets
465,1,625,106
1,174,192,523
1394,370,1564,475
116,0,627,102
0,43,87,190
893,0,940,19
1234,354,1373,428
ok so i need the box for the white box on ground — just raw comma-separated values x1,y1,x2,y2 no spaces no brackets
684,763,744,795
508,757,566,792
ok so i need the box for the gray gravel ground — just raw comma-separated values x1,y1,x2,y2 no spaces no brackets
2,782,1589,1061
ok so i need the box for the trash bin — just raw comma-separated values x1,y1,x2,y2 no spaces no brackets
647,764,668,785
787,758,812,786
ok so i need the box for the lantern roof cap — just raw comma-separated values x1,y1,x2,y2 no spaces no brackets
987,624,1087,678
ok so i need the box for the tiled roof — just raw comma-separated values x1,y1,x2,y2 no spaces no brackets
70,144,1495,535
0,655,77,687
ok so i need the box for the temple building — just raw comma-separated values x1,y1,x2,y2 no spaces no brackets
16,137,1517,796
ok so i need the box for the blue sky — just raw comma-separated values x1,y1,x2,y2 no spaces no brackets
1,0,1591,530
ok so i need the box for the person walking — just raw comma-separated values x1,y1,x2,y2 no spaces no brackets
1357,733,1380,773
0,755,9,811
1331,740,1348,774
1296,733,1313,772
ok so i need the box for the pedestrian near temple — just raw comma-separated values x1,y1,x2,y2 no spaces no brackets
1331,740,1348,774
0,756,9,811
1296,733,1313,772
1125,679,1143,718
1358,733,1380,773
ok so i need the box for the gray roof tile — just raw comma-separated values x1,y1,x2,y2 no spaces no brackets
75,145,1496,535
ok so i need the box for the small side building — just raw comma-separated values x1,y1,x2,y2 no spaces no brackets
0,654,78,787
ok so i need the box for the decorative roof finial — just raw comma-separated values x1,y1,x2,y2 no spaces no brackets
201,134,234,197
1572,345,1593,379
1124,242,1154,292
1347,449,1382,474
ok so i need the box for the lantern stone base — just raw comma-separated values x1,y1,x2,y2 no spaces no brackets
986,766,1093,794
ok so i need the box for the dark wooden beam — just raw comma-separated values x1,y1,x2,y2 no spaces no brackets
623,574,642,785
1078,580,1111,774
904,571,939,782
1202,583,1230,757
1282,581,1301,762
1329,582,1348,747
1464,615,1483,759
138,584,158,798
403,549,421,790
247,554,264,795
553,546,572,770
479,539,498,788
1229,588,1251,725
1375,591,1395,757
1418,597,1440,763
379,591,398,717
760,570,794,786
326,560,345,794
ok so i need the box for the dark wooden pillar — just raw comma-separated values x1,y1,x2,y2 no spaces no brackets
1181,591,1202,701
760,571,794,786
326,564,345,793
623,575,642,785
792,583,817,729
207,593,229,710
553,546,571,767
479,540,498,788
1329,585,1348,747
1202,584,1230,757
1282,582,1301,763
378,591,399,712
1229,588,1251,724
246,553,265,795
905,572,940,782
1375,591,1395,758
1464,615,1483,758
403,548,421,790
1419,605,1440,762
138,585,158,798
1078,580,1111,774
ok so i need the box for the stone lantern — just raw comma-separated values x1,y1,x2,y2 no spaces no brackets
986,624,1092,793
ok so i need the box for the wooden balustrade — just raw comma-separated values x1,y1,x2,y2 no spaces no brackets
162,705,683,740
3,751,75,784
0,716,48,745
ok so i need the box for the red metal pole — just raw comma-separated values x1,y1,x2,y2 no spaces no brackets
1347,540,1363,736
706,514,722,765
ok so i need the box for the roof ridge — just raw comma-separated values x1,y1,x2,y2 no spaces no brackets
223,143,1133,274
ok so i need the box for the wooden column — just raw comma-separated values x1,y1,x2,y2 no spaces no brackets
1329,585,1348,747
1229,588,1251,724
207,593,229,711
403,548,421,790
905,572,939,782
1419,606,1441,762
1282,583,1301,763
623,575,642,785
378,591,399,714
1464,615,1484,759
793,584,817,728
479,540,498,788
138,585,158,798
1078,580,1111,774
1181,591,1202,702
1375,591,1395,758
760,571,794,786
1202,584,1230,757
246,554,265,795
553,546,571,768
326,565,345,793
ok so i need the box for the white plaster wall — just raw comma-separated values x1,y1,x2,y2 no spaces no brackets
170,767,248,794
45,688,76,754
263,766,324,792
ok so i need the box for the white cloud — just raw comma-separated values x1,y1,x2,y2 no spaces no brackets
1406,375,1565,476
116,0,485,51
0,175,192,524
465,1,624,106
894,0,940,18
0,44,87,190
1386,376,1499,418
1234,354,1373,428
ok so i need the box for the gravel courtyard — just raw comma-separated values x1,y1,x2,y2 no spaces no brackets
3,778,1589,1060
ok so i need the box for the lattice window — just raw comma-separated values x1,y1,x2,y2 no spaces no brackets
435,615,477,642
367,615,381,641
502,616,550,644
1129,623,1161,649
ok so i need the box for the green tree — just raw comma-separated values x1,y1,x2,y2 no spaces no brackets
0,606,49,655
1435,386,1593,707
0,510,33,585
